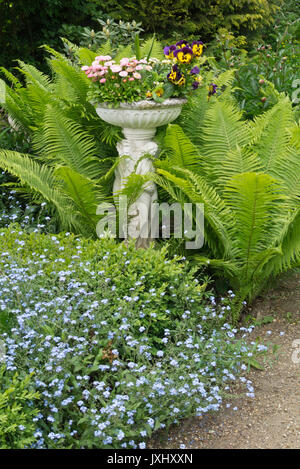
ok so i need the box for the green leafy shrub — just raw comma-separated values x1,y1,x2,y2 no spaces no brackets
0,366,40,449
234,34,300,118
99,0,280,40
261,0,300,46
0,224,210,341
0,0,108,71
79,18,144,50
207,26,300,119
0,225,266,448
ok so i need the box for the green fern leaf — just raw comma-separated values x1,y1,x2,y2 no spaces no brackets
201,100,250,182
191,255,240,279
0,150,73,224
140,37,164,60
95,40,113,58
162,124,202,171
33,105,101,180
76,48,98,65
214,146,263,187
50,59,89,104
15,61,53,92
224,172,286,279
253,98,294,173
54,166,102,227
114,45,134,62
0,67,22,88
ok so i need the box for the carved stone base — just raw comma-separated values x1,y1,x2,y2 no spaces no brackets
95,99,187,248
114,136,158,248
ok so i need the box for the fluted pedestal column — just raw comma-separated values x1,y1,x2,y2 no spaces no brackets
96,99,186,247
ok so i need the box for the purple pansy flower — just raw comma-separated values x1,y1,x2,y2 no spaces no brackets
176,40,190,48
167,64,182,83
174,46,193,64
164,44,177,58
208,83,218,96
191,41,204,57
190,66,200,75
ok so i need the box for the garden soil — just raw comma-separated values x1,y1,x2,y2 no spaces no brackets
149,272,300,449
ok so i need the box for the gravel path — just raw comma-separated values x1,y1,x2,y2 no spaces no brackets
149,272,300,449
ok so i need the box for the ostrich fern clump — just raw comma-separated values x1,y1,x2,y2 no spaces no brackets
0,39,165,236
150,82,300,314
0,46,122,236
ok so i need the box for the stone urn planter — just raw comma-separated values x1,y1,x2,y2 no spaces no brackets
95,98,186,248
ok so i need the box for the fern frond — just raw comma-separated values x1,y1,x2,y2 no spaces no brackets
213,69,236,89
76,47,98,65
140,37,164,60
52,75,80,104
214,146,263,188
114,45,134,62
179,168,235,256
289,122,300,149
3,90,32,132
118,173,147,206
32,105,101,180
41,44,70,62
22,85,53,129
0,150,72,223
50,59,89,104
15,61,53,92
54,166,103,227
201,100,250,182
60,37,80,54
150,172,187,206
270,207,300,274
191,255,240,280
161,124,202,171
98,155,128,186
267,145,300,201
177,85,211,150
96,121,122,146
249,96,292,144
252,98,294,173
95,40,113,58
224,172,286,279
156,167,233,258
0,67,22,88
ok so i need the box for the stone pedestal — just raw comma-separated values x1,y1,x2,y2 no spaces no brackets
96,99,186,247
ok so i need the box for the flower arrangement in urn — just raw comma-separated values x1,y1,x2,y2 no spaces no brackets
82,39,206,106
82,40,214,247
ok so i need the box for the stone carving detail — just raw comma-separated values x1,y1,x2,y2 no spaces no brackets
96,99,186,247
114,138,158,248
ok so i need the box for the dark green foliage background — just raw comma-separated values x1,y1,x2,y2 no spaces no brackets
0,0,105,70
98,0,281,39
0,0,283,71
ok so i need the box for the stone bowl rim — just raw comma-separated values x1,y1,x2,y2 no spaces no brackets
95,98,187,111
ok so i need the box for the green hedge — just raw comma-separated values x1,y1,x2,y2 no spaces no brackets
101,0,281,39
0,0,105,70
0,367,40,449
0,0,281,71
